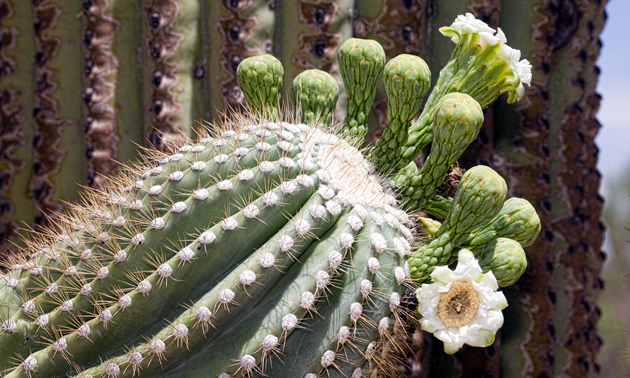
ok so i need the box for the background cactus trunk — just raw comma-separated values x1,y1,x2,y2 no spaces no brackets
0,0,607,377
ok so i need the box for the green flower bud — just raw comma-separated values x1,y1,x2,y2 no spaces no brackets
399,14,532,171
236,54,284,114
464,197,541,248
396,93,484,212
446,165,507,236
371,54,431,172
338,38,385,137
291,69,339,126
477,238,527,287
421,195,452,220
407,166,507,282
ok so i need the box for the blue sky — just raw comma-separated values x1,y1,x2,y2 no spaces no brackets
597,0,630,268
597,0,630,182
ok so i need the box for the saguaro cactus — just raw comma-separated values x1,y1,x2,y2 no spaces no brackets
0,1,607,377
0,14,543,377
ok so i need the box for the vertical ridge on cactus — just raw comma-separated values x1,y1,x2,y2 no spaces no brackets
0,13,543,377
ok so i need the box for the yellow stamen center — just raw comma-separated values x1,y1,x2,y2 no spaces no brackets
437,281,480,328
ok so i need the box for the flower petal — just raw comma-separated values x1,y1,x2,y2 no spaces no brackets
435,328,467,354
466,328,496,348
452,249,482,281
477,270,499,290
474,309,504,332
494,291,509,311
421,314,446,334
431,265,455,283
496,27,507,44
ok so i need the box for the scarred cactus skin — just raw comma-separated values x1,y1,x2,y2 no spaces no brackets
0,21,541,378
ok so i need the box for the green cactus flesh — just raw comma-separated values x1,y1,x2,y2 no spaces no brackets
0,116,414,377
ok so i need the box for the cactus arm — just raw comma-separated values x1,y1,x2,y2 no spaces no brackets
370,54,431,174
274,218,379,376
330,215,406,377
47,125,288,269
236,54,284,115
41,157,305,319
395,93,484,213
208,209,357,375
337,38,386,138
291,69,340,126
407,166,507,282
8,129,290,315
0,125,311,366
9,174,320,377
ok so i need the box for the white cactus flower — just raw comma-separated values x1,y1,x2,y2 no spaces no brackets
440,13,532,102
441,12,498,45
416,249,508,354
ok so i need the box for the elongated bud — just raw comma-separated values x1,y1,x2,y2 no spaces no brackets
463,197,541,248
396,93,484,212
371,54,431,172
291,69,339,125
338,38,385,138
422,195,452,219
444,165,507,236
407,165,507,282
236,55,284,114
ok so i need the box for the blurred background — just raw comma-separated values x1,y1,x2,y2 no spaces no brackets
595,0,630,376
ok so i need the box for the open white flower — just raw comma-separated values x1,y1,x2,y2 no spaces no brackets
416,249,508,354
441,12,499,46
440,13,532,102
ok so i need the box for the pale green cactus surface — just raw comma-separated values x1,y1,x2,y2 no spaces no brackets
0,17,541,378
